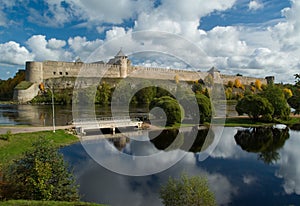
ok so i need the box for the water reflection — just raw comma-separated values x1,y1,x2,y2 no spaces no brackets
150,128,214,153
60,127,300,206
234,127,289,164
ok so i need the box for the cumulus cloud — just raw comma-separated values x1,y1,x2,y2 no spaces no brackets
68,36,103,61
26,35,72,61
276,131,300,195
248,0,264,11
0,41,34,65
2,0,300,83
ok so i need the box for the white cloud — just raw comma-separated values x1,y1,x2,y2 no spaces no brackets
0,41,34,65
248,1,264,11
68,36,103,61
276,131,300,195
26,35,72,61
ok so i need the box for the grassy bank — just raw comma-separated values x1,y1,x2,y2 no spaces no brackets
0,130,79,166
213,116,300,127
0,200,105,206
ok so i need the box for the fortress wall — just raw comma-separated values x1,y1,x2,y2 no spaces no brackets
43,61,83,80
42,61,122,80
13,83,39,102
220,74,267,85
128,66,204,82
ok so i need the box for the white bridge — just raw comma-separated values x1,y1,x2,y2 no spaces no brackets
73,117,143,135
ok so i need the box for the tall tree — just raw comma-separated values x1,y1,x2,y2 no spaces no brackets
260,85,290,120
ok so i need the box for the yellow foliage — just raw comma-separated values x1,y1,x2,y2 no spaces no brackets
255,79,262,90
39,83,45,91
283,88,293,99
251,86,256,92
234,79,243,89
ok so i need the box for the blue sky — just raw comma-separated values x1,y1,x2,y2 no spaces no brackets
0,0,299,83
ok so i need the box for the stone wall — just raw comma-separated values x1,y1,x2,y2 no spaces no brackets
13,83,39,102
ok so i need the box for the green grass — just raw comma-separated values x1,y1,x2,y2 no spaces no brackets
0,200,106,206
0,130,79,166
212,116,300,127
14,81,33,90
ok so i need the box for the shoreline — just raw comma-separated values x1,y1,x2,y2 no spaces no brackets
1,115,300,135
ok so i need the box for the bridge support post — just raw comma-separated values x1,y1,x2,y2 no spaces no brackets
111,127,115,135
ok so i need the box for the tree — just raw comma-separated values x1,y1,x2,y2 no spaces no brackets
236,94,274,121
283,88,293,99
288,95,300,115
195,94,212,124
260,85,290,120
150,96,182,126
255,79,262,91
95,82,112,105
227,80,234,88
234,78,244,90
159,173,216,206
1,138,79,201
295,73,300,87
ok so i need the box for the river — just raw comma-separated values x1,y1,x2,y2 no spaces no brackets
1,104,299,205
60,126,300,206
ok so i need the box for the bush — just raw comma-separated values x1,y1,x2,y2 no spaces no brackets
1,138,79,201
159,173,216,206
150,96,182,126
236,94,274,121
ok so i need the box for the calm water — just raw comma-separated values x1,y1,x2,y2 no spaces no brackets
0,103,237,126
61,126,300,206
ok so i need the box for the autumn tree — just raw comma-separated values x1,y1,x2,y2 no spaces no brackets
283,88,293,99
234,78,244,90
255,79,262,91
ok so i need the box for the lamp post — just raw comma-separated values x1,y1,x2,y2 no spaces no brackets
46,84,56,133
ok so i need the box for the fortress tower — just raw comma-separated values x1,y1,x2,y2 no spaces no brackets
108,49,129,78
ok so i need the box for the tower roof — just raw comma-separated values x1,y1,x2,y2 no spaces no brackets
115,48,126,57
208,66,220,74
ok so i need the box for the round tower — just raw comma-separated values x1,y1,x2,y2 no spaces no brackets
25,61,43,83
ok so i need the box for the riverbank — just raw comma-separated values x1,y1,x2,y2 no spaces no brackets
0,125,73,135
0,129,79,165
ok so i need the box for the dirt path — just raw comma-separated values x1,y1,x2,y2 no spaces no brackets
0,125,73,135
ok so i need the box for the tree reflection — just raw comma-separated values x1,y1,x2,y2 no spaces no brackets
234,127,289,164
290,123,300,131
150,128,214,153
107,136,130,151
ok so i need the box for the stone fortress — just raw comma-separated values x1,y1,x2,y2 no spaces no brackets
13,49,270,102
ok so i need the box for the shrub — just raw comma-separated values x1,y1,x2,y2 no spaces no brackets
160,173,216,206
1,138,79,201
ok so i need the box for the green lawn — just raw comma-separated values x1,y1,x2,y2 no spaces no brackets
0,130,79,166
212,116,300,127
0,200,106,206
